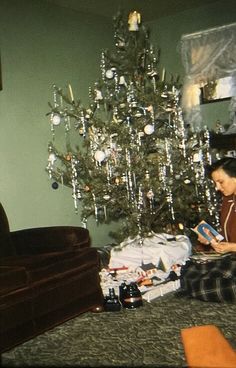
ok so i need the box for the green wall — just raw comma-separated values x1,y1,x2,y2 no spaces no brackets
0,0,116,246
0,0,235,247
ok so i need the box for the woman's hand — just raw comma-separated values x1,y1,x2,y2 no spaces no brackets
210,240,236,253
197,234,211,245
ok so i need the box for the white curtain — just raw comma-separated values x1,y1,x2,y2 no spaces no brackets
180,23,236,130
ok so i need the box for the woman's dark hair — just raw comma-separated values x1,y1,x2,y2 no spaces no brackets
205,157,236,178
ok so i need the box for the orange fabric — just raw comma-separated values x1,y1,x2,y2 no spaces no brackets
181,325,236,368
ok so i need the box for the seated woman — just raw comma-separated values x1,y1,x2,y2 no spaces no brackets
180,157,236,302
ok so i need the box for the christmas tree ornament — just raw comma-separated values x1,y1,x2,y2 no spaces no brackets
51,113,61,126
136,132,143,146
94,150,106,163
178,223,184,230
130,101,137,108
184,178,191,184
146,190,154,199
81,217,87,228
135,111,143,117
161,90,168,98
68,84,74,103
65,153,72,161
146,105,154,113
103,194,111,200
85,109,92,119
128,11,141,31
48,152,57,164
122,174,127,183
94,88,103,101
52,181,59,190
52,84,61,108
100,52,106,80
64,115,71,132
79,126,85,136
105,69,114,79
193,151,202,162
119,75,127,86
161,68,166,82
147,67,158,78
77,190,82,200
145,171,150,180
144,124,154,135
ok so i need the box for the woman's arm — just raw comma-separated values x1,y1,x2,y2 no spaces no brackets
210,240,236,253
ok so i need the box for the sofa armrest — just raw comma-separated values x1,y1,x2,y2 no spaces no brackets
10,226,90,255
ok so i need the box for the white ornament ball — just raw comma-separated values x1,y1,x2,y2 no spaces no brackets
146,190,154,199
94,150,106,163
51,114,61,126
184,179,191,184
144,124,154,135
105,69,114,79
193,152,202,162
103,194,111,200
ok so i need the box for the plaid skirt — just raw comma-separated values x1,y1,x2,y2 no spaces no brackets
180,254,236,302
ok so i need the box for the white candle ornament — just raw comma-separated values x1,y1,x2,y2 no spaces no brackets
68,84,74,102
161,68,166,82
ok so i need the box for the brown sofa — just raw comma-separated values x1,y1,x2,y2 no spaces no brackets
0,203,104,353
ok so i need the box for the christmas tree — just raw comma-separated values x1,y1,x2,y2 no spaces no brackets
46,10,219,244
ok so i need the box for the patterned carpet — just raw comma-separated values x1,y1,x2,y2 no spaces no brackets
2,291,236,367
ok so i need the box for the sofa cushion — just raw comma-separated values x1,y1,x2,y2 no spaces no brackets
27,248,98,282
11,226,90,255
32,258,102,316
0,266,28,296
0,248,96,273
0,248,101,316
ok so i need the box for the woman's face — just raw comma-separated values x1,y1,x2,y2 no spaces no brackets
211,168,236,196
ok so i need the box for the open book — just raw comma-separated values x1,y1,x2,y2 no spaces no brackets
191,220,224,243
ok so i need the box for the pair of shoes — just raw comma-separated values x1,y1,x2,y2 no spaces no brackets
104,288,122,311
119,282,143,309
103,282,143,311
